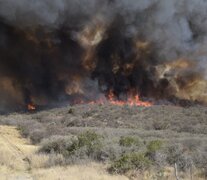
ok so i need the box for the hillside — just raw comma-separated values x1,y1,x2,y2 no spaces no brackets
0,104,207,179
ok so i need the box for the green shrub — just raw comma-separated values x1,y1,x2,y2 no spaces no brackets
146,140,163,161
78,131,102,149
39,136,71,155
67,131,103,158
119,136,140,147
40,131,103,161
147,140,163,153
109,152,151,174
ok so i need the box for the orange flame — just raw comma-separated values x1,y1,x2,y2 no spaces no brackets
107,90,152,107
27,103,36,111
74,90,152,107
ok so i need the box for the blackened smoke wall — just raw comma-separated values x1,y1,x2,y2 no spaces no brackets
0,0,207,112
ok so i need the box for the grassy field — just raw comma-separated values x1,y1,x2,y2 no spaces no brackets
0,104,207,179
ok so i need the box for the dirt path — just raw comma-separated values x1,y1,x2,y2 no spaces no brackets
0,126,35,179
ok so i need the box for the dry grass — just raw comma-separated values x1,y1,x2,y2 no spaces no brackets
0,126,36,171
28,154,49,169
32,163,128,180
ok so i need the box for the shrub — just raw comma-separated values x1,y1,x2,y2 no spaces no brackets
86,132,102,149
30,129,47,144
119,136,140,147
39,136,72,155
67,131,103,159
166,144,193,171
40,131,103,162
17,125,29,137
109,152,152,174
146,140,163,161
153,120,169,130
147,140,163,153
78,131,102,150
68,108,75,114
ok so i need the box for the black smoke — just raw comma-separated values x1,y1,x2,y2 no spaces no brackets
0,0,206,112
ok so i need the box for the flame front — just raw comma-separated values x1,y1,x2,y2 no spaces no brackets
74,90,152,107
107,90,152,107
27,103,36,111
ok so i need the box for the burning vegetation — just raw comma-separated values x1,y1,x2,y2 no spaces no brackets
0,1,207,112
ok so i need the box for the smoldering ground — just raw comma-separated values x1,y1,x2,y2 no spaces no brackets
0,0,207,112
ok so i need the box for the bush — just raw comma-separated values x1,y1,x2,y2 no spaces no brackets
17,125,29,137
78,131,102,152
147,140,163,153
39,136,72,155
40,131,103,162
166,144,193,171
66,131,103,159
146,140,163,162
30,129,47,144
68,108,75,114
153,120,169,130
109,152,152,174
119,136,140,147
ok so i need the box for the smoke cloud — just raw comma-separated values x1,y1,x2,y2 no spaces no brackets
0,0,207,112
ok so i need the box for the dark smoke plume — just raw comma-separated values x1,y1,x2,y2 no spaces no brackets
0,0,207,112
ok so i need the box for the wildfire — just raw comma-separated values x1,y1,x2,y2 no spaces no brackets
73,90,152,107
27,103,36,111
107,90,152,107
